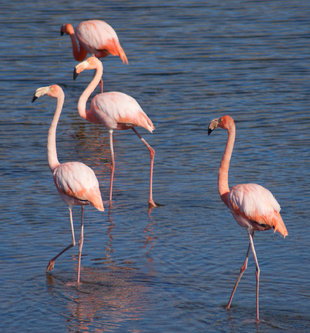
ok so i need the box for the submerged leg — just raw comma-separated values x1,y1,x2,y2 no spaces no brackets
226,231,255,309
47,207,76,272
248,231,260,322
109,129,115,204
132,127,156,208
77,206,84,284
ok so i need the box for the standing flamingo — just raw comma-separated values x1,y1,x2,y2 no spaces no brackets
60,20,128,63
61,19,128,93
208,115,288,322
73,56,157,208
32,84,104,285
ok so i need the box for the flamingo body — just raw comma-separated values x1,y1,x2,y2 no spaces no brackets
53,161,104,211
228,183,286,235
61,20,128,64
90,91,154,131
208,115,287,321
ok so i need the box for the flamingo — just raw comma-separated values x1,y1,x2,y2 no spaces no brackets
32,84,104,285
208,115,288,322
61,19,128,93
60,19,128,63
73,56,157,208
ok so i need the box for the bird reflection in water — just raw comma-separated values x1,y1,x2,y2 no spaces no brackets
143,217,158,264
46,265,150,332
45,203,158,331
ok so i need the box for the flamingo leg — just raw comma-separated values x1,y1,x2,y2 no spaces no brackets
108,129,115,204
248,231,260,322
77,206,84,284
46,207,76,272
132,127,156,208
226,231,255,309
99,79,103,94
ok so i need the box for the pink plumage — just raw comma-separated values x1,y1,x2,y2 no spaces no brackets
61,19,128,64
91,91,154,132
228,183,287,235
53,161,104,211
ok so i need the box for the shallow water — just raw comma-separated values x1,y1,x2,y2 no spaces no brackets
1,0,310,332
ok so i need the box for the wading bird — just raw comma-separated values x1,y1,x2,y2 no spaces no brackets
61,19,128,93
60,19,128,64
32,84,104,285
74,56,157,208
208,115,287,322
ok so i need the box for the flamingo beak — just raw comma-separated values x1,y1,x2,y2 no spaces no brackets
73,68,79,80
208,118,220,135
60,24,65,36
32,95,38,103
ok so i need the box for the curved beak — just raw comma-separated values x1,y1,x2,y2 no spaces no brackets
208,118,220,135
32,95,38,103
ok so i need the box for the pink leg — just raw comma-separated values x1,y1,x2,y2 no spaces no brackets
132,128,156,208
109,129,115,204
47,207,76,272
77,206,84,285
248,231,260,322
226,231,254,309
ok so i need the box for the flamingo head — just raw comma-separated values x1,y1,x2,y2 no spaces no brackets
208,115,234,135
60,23,74,36
73,56,102,80
32,85,63,102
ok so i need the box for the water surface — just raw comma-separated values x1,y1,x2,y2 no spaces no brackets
0,0,310,332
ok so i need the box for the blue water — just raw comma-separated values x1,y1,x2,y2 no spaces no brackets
1,0,310,331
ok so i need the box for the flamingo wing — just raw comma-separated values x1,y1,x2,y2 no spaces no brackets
228,183,287,237
91,92,154,132
53,162,104,211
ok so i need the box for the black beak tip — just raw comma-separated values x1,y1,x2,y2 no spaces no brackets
208,128,213,135
32,95,37,103
60,31,64,36
73,69,78,80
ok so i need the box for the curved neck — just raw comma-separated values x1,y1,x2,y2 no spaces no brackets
69,32,87,61
47,91,64,171
77,61,103,121
218,124,235,206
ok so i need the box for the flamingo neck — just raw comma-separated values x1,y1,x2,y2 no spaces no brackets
218,123,235,206
69,31,87,61
77,61,103,122
47,91,64,171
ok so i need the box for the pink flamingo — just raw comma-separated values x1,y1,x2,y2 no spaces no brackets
60,19,128,63
73,56,157,208
208,115,288,322
61,19,128,93
32,84,104,285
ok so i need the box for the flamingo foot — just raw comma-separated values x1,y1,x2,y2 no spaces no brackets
148,199,164,208
46,260,55,272
148,200,158,209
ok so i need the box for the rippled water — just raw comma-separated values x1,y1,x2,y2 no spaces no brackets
1,0,309,332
